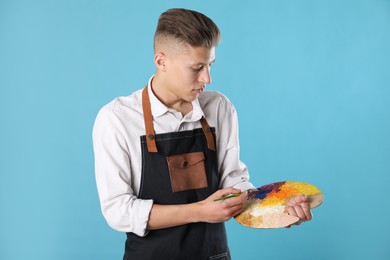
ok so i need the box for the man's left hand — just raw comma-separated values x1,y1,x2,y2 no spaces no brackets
285,194,312,227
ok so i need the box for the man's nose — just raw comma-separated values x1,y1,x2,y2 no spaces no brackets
199,67,212,85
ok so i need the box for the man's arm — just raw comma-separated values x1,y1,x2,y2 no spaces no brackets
93,105,155,236
147,187,245,230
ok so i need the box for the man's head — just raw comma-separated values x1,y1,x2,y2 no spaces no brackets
154,8,220,53
152,9,220,106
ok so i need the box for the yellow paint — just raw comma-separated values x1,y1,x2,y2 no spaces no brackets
259,181,321,208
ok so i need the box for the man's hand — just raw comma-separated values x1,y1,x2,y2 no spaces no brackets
194,187,246,223
285,194,312,227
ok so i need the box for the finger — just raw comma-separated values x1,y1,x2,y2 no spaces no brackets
218,204,243,221
214,191,246,204
220,197,244,210
221,196,243,209
285,206,297,217
228,203,244,216
299,202,312,220
227,193,247,205
292,205,307,220
288,194,308,205
232,207,244,217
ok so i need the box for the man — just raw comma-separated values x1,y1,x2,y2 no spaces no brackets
93,8,312,260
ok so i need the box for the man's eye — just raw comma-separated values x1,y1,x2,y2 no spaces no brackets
192,66,203,72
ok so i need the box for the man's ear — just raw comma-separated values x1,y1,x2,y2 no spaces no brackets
154,51,167,71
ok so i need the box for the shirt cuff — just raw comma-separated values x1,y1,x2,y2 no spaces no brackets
132,199,154,237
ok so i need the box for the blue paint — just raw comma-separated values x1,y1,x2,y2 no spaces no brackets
255,189,272,200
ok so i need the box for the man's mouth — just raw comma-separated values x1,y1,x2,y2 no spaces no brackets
194,87,204,94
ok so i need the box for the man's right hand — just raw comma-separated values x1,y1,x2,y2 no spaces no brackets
194,187,246,223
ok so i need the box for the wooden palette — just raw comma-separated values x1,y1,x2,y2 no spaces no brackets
234,181,324,228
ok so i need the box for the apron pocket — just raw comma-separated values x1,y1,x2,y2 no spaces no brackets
166,151,208,192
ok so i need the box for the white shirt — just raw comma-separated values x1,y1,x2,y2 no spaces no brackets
92,77,254,237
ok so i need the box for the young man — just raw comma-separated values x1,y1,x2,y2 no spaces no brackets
93,8,312,260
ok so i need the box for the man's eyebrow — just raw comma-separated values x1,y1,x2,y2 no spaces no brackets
193,59,216,66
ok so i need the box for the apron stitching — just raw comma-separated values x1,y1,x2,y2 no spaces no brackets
138,140,146,197
140,129,215,143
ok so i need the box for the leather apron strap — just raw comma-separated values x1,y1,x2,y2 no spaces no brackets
142,86,216,153
142,85,158,152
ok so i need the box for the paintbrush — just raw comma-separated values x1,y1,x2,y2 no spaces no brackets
213,193,242,201
213,178,250,201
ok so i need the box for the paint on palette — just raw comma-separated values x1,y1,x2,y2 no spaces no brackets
235,181,324,229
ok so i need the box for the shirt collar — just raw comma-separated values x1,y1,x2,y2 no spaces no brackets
147,76,205,121
190,98,204,121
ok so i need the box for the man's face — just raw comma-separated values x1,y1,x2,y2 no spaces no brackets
164,45,216,103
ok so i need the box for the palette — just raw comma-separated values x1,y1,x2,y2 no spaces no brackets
234,181,324,228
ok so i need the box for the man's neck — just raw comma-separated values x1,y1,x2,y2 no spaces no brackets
151,75,193,116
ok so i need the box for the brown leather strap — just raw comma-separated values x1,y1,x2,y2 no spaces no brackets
200,117,216,151
142,85,216,152
142,86,158,152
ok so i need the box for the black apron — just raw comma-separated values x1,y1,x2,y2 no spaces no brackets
124,87,230,260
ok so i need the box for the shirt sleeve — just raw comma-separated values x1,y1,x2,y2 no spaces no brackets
215,95,256,192
92,104,153,237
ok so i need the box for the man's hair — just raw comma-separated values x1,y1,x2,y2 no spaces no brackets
154,8,220,50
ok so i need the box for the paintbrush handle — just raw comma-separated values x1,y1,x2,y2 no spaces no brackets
213,193,241,201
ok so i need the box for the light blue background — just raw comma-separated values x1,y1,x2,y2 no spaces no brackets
1,0,389,259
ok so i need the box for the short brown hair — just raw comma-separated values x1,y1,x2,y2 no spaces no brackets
154,8,220,50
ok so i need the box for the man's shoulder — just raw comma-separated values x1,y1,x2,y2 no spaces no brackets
99,88,143,113
94,88,144,127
